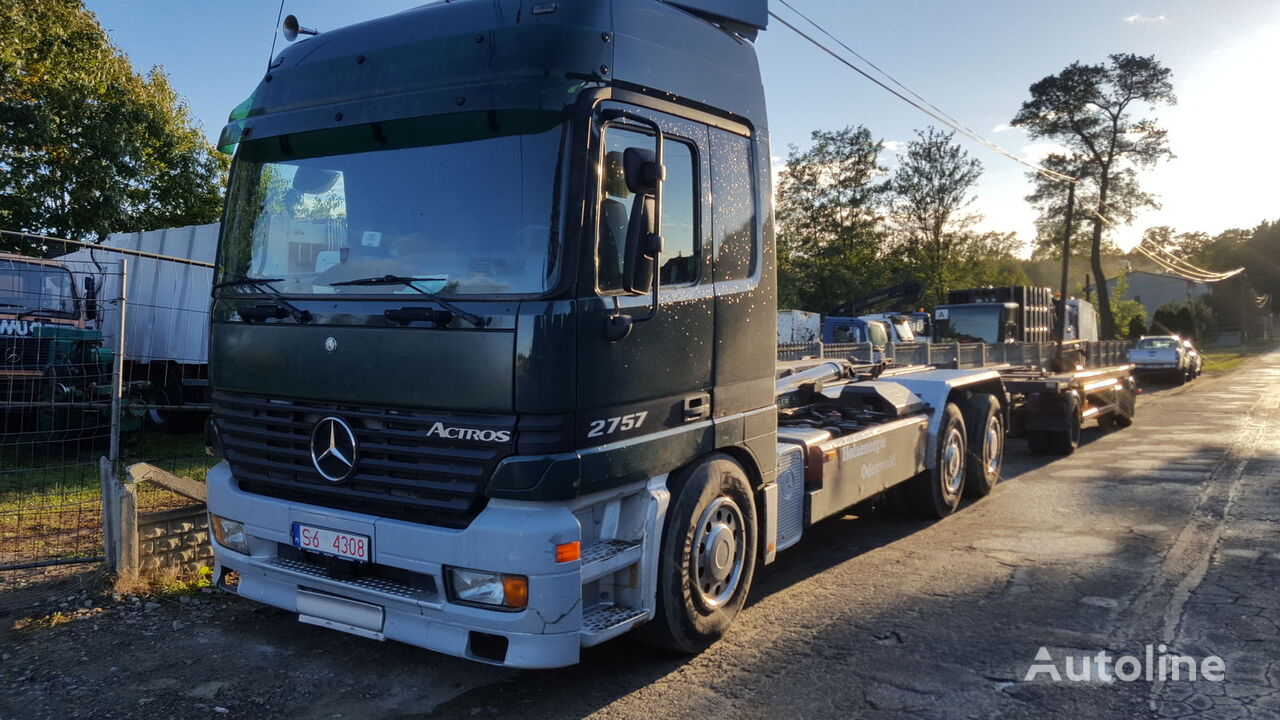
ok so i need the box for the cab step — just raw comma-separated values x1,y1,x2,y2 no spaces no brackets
581,604,648,646
580,539,642,583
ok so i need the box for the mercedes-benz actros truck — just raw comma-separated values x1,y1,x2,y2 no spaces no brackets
205,0,1010,668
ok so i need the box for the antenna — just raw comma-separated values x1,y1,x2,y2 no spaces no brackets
283,14,318,42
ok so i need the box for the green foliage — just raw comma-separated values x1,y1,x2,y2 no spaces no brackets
1013,54,1176,339
1108,271,1148,341
1126,315,1147,339
889,128,984,305
1142,220,1278,333
776,126,889,312
0,0,228,253
1153,297,1218,345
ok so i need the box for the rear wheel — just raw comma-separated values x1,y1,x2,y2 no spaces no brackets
904,403,966,517
641,453,757,654
1027,393,1082,455
962,394,1003,498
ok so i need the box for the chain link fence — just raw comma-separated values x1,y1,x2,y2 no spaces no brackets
1,228,217,593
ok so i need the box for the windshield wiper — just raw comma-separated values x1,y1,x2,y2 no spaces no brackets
214,275,311,324
329,275,489,328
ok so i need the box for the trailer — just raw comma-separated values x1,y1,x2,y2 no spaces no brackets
58,223,217,431
929,286,1136,452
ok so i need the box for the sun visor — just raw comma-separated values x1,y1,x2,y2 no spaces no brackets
662,0,768,33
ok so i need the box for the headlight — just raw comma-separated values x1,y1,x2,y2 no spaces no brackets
209,514,249,555
446,567,528,610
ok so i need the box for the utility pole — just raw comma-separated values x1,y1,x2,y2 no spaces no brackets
1056,182,1077,346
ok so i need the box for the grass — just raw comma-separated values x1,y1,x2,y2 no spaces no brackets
1,431,217,567
1200,338,1279,374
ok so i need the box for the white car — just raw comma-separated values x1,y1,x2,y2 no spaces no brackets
1129,335,1196,384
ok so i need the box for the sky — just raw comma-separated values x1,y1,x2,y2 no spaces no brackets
83,0,1280,254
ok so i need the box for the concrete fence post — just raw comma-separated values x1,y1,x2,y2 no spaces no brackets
99,457,139,578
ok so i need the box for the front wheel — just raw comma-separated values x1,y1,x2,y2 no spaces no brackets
641,453,758,654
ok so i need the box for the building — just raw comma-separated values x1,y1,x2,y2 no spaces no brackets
1107,270,1210,323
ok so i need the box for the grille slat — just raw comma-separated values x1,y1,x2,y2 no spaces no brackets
215,391,515,527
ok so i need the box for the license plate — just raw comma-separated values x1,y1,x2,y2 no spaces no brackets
292,523,370,563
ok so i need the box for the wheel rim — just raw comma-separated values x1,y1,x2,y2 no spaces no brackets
942,427,965,495
984,415,1003,477
692,496,746,609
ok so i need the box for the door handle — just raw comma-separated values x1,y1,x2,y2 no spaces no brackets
683,393,711,422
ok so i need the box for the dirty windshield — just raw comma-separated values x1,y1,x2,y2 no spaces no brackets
0,259,77,318
217,111,566,296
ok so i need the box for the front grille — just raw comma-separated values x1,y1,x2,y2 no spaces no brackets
214,391,516,528
0,336,49,370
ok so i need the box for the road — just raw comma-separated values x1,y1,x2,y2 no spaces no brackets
2,350,1279,720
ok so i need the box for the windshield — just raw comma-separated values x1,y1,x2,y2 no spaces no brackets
1137,338,1179,350
936,306,1000,343
0,260,77,317
218,110,566,296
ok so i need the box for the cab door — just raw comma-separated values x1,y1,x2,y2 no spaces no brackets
574,102,714,492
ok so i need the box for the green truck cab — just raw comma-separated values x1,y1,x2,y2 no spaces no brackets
206,0,1007,667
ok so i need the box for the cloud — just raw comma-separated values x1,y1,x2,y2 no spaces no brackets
1021,142,1070,162
1122,13,1167,24
991,123,1016,134
882,140,906,154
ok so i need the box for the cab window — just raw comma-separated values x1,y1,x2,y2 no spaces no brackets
598,127,698,292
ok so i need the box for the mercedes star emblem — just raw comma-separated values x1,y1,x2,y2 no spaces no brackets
310,416,358,482
324,337,338,353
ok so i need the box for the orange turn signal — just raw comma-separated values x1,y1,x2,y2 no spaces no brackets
502,575,529,609
555,541,581,563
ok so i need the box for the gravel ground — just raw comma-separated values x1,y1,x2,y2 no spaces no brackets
2,350,1278,720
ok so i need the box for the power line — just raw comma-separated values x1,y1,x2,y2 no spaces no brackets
766,7,1075,185
1143,244,1241,281
1132,243,1242,283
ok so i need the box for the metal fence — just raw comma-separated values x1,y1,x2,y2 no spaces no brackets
778,340,1133,369
1,235,216,591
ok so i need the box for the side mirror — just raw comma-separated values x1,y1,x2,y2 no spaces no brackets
83,276,98,322
292,166,340,194
621,147,665,296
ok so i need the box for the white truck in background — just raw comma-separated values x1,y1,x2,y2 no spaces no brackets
58,223,217,431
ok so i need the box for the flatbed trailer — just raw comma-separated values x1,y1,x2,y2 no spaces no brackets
995,363,1137,455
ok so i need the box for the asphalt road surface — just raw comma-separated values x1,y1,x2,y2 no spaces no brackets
3,350,1279,720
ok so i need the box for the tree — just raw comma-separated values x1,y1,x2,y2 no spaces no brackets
1153,297,1218,346
889,127,983,305
776,126,890,312
0,0,227,254
953,230,1031,288
1013,54,1176,339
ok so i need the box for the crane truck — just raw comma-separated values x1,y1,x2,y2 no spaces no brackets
204,0,1013,668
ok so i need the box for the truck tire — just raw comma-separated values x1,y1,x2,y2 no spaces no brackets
962,394,1003,498
640,453,758,654
1034,394,1082,456
141,364,200,434
903,403,966,517
1098,383,1136,430
1175,368,1187,386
